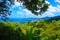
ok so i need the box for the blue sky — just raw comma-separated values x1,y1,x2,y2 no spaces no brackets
8,0,60,18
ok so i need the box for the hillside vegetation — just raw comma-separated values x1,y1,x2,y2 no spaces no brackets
0,20,60,40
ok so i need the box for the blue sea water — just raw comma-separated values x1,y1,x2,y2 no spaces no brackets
10,18,41,23
0,18,41,23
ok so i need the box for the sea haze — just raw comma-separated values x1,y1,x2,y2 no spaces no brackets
0,17,50,23
9,18,41,23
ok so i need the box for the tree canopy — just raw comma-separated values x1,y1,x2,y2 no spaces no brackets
0,20,60,40
0,0,50,21
19,0,50,15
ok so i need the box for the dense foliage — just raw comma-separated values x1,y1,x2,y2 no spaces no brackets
0,20,60,40
0,1,11,21
18,0,49,15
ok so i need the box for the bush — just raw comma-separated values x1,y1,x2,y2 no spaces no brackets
0,22,19,40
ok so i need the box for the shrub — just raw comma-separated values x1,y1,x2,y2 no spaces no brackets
0,22,19,40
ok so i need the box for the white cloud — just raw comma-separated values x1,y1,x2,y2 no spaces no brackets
44,4,60,17
17,11,23,14
12,0,23,8
17,9,31,15
43,0,60,17
56,5,60,12
14,0,20,6
48,5,57,12
17,4,60,17
14,2,20,6
45,1,50,4
23,9,32,15
11,0,60,18
39,1,55,17
17,8,43,18
55,0,60,3
44,11,55,17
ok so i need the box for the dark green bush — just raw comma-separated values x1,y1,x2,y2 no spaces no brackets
0,22,19,40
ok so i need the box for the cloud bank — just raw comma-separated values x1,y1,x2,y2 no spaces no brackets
10,0,60,18
55,0,60,3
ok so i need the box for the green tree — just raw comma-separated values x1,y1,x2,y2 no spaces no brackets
0,1,11,21
18,0,50,15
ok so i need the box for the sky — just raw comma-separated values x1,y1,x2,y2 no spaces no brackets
8,0,60,18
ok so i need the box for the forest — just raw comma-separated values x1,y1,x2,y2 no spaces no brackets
0,20,60,40
0,0,60,40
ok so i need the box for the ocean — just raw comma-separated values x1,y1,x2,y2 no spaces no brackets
0,18,41,23
10,18,41,23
